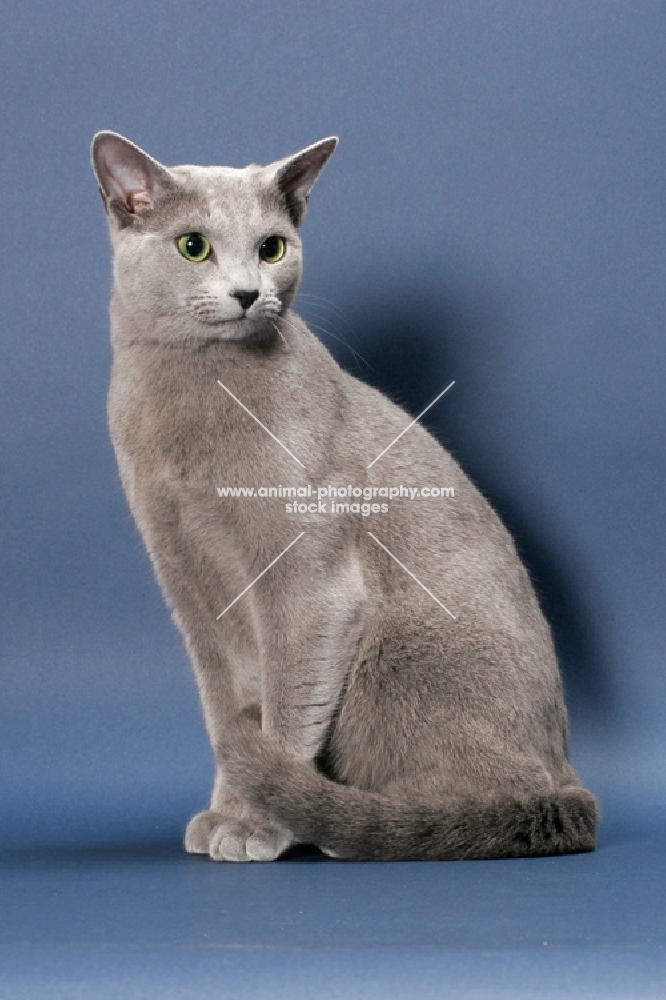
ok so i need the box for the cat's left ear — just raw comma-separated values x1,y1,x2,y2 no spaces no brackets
269,137,338,226
91,131,174,227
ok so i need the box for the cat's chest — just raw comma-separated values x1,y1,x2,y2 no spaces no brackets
107,348,306,496
109,370,219,478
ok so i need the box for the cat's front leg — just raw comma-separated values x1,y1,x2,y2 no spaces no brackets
175,523,366,859
156,563,296,861
192,553,369,859
185,716,296,862
181,715,296,860
261,551,370,763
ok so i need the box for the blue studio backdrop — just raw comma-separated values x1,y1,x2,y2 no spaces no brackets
0,1,665,997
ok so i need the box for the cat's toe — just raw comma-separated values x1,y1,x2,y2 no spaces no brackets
184,809,223,854
245,825,293,861
209,822,252,862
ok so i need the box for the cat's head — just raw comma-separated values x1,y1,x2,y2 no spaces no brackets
91,132,337,345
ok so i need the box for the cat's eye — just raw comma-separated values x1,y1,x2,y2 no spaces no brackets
176,232,212,262
259,235,286,264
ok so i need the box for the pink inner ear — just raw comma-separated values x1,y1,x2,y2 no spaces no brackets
107,159,154,213
128,190,152,212
94,134,171,220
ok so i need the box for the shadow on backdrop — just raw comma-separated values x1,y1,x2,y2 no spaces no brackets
297,283,616,733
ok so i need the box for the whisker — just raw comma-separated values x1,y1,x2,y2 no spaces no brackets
271,319,289,347
281,311,371,372
294,294,371,372
307,320,373,373
296,292,356,330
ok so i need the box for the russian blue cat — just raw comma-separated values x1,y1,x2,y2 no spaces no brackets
91,131,598,861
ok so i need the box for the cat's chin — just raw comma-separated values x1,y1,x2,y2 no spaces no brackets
189,316,280,346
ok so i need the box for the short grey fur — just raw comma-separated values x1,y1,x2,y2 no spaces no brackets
91,131,598,861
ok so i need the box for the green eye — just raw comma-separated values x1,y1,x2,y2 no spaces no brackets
176,232,211,262
259,235,286,263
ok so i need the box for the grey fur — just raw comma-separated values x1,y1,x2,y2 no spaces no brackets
91,131,598,862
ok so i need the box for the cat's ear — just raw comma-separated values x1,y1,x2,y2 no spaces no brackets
91,131,174,226
269,137,338,226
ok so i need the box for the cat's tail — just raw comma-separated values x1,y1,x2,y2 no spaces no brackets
217,718,599,861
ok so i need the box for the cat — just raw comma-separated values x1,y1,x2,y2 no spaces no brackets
91,130,598,862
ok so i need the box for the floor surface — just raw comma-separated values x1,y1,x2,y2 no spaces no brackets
1,804,664,998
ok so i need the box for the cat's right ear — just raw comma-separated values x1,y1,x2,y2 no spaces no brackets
90,132,173,226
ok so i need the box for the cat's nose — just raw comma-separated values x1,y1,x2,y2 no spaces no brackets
231,289,260,311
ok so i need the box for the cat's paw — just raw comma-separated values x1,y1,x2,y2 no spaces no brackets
209,818,294,862
184,809,293,861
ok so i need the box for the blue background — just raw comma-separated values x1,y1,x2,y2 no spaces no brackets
1,1,664,996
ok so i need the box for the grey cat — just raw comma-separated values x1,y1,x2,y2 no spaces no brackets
91,130,598,861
